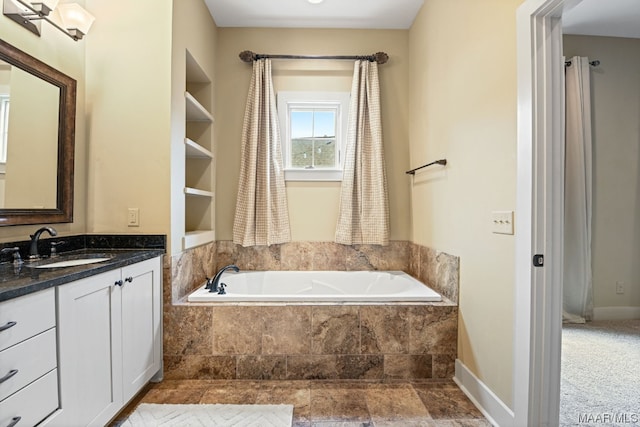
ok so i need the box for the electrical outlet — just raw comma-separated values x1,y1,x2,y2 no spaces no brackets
616,281,625,295
127,208,139,227
492,211,514,235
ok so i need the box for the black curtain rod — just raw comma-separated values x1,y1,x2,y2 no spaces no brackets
239,50,389,64
406,159,447,175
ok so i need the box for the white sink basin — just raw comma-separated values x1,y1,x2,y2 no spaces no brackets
33,257,112,269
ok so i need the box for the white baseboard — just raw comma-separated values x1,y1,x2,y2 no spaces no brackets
592,306,640,321
454,359,514,427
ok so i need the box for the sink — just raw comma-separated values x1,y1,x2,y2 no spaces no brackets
28,253,114,269
34,258,112,268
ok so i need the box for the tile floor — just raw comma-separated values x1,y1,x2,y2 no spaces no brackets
111,379,492,426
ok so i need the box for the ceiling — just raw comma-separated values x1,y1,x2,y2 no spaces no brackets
562,0,640,38
203,0,424,29
203,0,640,38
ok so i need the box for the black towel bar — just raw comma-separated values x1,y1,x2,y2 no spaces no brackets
405,159,447,175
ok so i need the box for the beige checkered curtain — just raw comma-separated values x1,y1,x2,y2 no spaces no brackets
335,60,389,245
233,59,291,247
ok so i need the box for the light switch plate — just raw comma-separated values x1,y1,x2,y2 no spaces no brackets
492,211,514,235
127,208,139,227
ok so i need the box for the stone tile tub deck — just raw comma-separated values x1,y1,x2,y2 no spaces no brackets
163,241,460,382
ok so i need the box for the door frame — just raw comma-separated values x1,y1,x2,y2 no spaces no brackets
514,0,568,425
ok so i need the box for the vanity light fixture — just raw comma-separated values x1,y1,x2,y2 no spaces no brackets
56,2,94,40
3,0,94,41
29,0,58,15
307,0,324,4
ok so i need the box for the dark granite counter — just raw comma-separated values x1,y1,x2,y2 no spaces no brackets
0,234,166,303
0,249,164,302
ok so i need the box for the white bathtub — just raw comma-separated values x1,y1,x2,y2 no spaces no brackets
187,270,441,303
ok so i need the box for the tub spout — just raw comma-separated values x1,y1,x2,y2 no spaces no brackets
207,264,239,293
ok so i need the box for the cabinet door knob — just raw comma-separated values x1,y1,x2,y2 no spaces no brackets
0,321,17,332
7,416,21,427
114,280,123,287
0,369,18,384
124,276,133,283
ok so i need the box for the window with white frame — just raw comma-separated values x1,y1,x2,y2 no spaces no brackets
277,91,350,181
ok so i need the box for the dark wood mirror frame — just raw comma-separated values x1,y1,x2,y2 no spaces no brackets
0,38,76,226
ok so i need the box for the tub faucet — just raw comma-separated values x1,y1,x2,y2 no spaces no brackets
207,264,239,293
28,226,57,261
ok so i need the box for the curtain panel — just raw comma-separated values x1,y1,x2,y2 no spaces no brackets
563,56,593,323
335,60,389,246
233,59,291,247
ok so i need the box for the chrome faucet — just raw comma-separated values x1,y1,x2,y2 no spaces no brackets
206,264,239,293
28,226,57,260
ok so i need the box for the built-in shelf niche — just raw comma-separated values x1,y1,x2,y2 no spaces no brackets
183,49,215,250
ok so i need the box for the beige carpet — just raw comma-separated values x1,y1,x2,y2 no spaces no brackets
121,403,294,427
560,320,640,426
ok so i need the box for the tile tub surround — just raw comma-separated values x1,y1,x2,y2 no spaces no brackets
167,241,217,303
409,244,460,304
167,240,460,303
163,241,460,381
163,304,457,381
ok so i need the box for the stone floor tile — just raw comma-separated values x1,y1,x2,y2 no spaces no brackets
430,420,493,427
373,421,435,427
310,380,370,390
150,379,217,389
137,387,206,404
366,386,431,422
310,387,371,422
312,422,373,427
110,379,492,427
199,385,258,404
413,384,486,420
255,383,312,423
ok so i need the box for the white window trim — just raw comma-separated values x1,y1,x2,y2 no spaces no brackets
277,91,350,181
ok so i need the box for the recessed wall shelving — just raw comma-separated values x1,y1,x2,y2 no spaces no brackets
183,50,215,250
185,92,213,122
184,187,214,198
185,137,213,159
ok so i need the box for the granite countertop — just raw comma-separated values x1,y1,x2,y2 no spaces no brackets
0,248,164,303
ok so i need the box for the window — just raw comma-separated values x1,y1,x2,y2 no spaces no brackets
278,91,350,181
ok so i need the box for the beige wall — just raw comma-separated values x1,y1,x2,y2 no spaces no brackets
84,0,172,239
215,28,411,242
564,35,640,310
409,0,522,407
0,3,86,242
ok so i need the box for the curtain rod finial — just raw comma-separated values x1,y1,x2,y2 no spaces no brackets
239,50,256,63
374,52,389,64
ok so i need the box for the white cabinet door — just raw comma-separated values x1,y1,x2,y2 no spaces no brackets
54,269,123,427
121,257,162,401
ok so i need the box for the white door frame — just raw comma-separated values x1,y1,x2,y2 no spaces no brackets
514,0,569,425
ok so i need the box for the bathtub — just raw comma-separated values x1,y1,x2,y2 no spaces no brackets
187,270,441,303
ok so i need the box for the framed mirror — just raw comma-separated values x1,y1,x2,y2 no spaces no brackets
0,38,76,226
